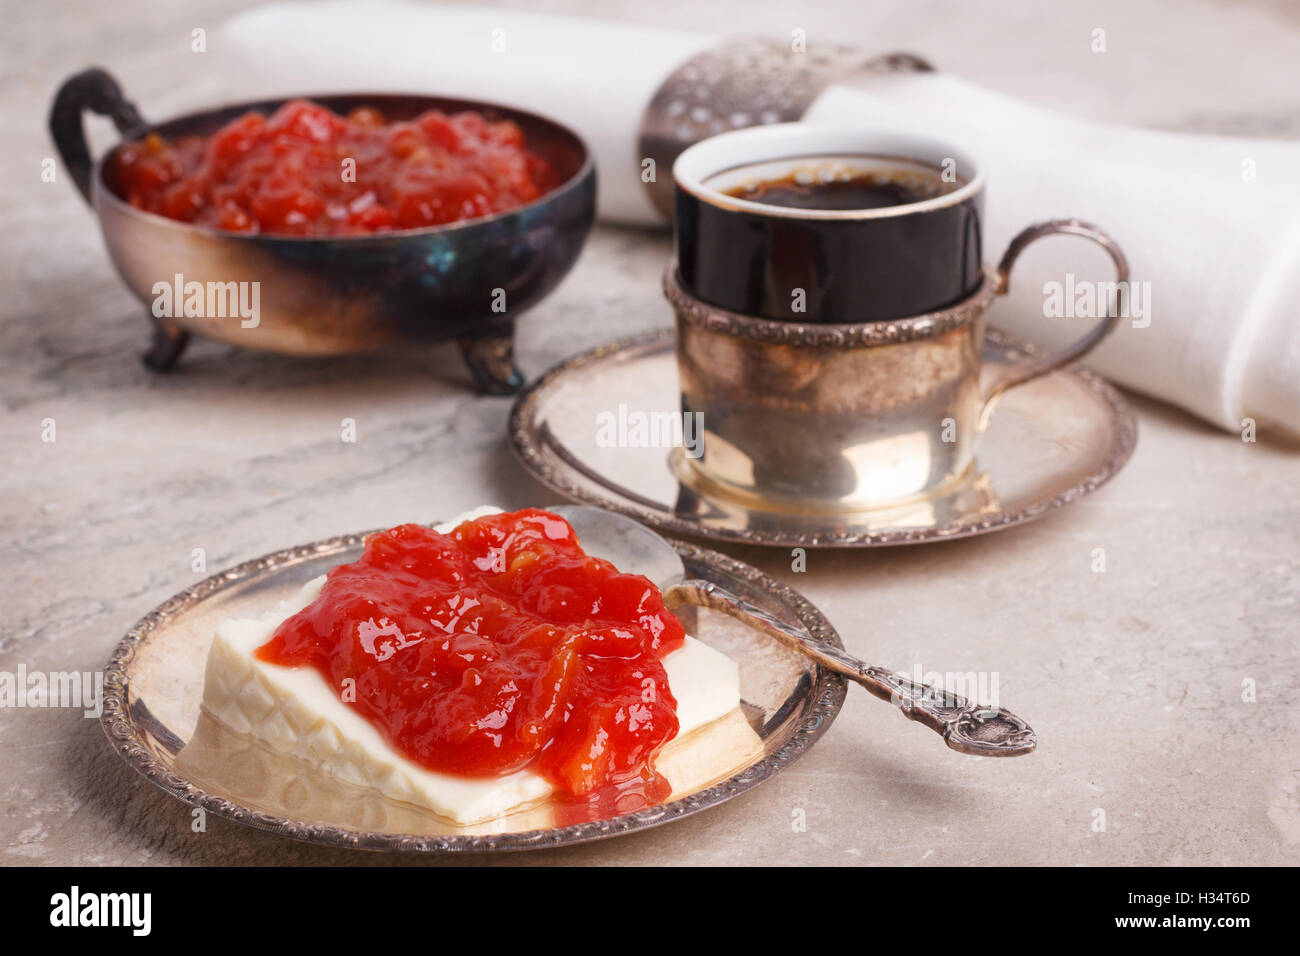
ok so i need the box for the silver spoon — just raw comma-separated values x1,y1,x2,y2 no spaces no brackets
550,504,1036,758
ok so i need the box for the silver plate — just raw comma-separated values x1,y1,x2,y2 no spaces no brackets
101,532,847,853
509,329,1137,547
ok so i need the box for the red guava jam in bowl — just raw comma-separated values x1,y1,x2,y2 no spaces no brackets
111,99,561,236
255,509,686,811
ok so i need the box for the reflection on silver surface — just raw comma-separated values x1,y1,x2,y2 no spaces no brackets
672,277,988,511
508,329,1136,547
664,215,1129,514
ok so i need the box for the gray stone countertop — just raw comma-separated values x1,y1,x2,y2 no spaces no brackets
2,0,1297,865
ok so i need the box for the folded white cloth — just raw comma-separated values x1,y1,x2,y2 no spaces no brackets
223,1,1300,435
808,79,1300,437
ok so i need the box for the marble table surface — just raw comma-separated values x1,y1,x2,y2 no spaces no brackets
3,0,1298,866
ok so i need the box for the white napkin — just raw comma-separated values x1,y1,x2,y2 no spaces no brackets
808,79,1300,437
223,1,1300,435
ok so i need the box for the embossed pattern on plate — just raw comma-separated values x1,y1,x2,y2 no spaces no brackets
509,329,1137,547
101,533,847,853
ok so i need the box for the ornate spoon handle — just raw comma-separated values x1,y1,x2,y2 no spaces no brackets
663,579,1036,757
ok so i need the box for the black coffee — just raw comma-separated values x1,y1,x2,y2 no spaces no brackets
719,158,962,211
680,147,985,323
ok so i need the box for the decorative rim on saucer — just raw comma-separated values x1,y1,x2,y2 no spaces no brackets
509,328,1139,548
664,264,999,347
100,534,847,853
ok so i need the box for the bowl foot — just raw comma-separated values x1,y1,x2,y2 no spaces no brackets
458,332,523,395
142,316,191,372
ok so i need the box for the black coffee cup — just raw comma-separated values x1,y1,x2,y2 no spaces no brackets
672,126,984,323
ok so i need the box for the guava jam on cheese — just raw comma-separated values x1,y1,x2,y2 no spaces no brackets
255,509,685,811
111,99,560,236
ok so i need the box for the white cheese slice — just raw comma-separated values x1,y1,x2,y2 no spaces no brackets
199,507,741,826
663,637,738,734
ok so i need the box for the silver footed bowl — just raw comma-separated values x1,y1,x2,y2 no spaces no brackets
50,67,596,394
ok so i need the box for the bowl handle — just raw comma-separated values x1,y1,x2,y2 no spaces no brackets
49,67,147,204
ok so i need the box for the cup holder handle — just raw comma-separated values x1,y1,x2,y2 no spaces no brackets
49,67,147,204
980,219,1131,430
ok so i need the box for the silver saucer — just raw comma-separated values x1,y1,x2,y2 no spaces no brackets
509,329,1137,547
102,531,846,853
